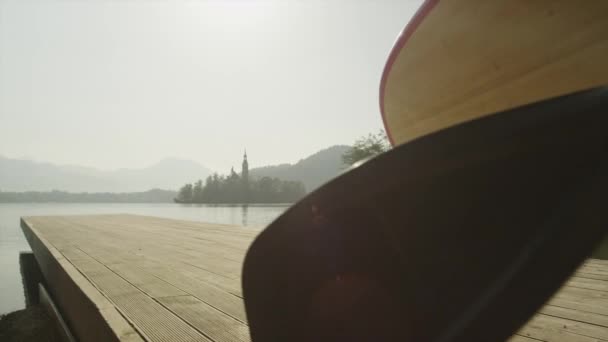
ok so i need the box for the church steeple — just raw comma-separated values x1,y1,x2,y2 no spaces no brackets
242,149,249,182
241,149,250,203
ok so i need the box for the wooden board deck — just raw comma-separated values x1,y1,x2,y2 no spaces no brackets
21,214,608,341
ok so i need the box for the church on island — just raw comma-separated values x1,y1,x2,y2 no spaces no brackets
174,151,306,204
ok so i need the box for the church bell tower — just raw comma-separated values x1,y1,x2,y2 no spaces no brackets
242,150,249,184
241,150,250,203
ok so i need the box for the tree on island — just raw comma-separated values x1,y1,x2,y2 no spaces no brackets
175,152,306,204
192,180,204,202
342,130,390,165
176,183,193,202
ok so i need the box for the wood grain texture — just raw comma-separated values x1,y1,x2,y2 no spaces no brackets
22,214,608,341
382,0,608,145
21,218,144,342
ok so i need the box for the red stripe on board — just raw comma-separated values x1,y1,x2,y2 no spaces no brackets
379,0,440,146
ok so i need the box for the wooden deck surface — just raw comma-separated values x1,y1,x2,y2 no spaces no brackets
21,214,608,342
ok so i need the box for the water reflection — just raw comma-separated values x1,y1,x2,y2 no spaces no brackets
242,204,249,226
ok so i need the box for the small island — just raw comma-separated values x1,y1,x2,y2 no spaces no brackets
175,151,306,204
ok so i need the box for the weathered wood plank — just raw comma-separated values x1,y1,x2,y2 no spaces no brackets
566,276,608,292
158,296,250,342
525,313,608,340
575,272,608,282
59,246,210,342
540,305,608,329
549,297,608,317
78,243,248,323
21,217,144,342
508,336,545,342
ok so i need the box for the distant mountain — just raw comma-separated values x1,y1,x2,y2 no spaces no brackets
0,156,211,192
250,145,350,192
0,145,350,193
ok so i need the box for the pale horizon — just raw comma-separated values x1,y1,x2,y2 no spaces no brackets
0,0,422,172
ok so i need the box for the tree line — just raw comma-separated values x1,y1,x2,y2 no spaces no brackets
175,172,306,204
0,189,176,203
341,130,390,165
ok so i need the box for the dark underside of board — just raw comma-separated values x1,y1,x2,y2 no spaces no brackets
243,87,608,342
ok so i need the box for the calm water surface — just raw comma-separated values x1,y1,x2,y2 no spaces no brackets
0,203,289,314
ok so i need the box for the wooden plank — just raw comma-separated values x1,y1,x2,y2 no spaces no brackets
586,259,608,267
105,263,188,299
579,265,608,276
549,297,608,317
540,305,608,328
515,314,604,342
508,336,545,342
39,215,248,320
575,272,608,282
566,276,608,292
134,261,247,323
554,286,608,302
59,246,210,342
53,216,246,279
43,218,244,299
526,313,608,340
158,296,250,342
21,218,144,342
78,244,248,323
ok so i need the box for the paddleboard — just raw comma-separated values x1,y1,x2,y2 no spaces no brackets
381,0,608,145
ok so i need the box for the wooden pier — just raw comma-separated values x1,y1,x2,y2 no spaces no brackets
21,214,608,341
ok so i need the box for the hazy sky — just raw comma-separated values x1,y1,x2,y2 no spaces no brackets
0,0,421,172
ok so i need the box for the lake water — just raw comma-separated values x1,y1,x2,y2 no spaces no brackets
0,203,290,315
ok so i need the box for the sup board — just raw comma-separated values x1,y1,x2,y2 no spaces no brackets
381,0,608,145
242,2,608,341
